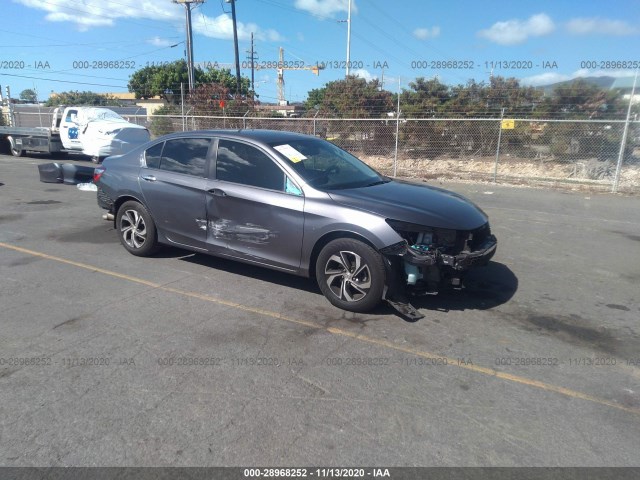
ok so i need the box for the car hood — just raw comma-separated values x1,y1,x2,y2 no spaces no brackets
85,120,148,132
327,179,488,230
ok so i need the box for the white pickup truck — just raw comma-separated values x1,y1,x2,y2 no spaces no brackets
0,106,150,162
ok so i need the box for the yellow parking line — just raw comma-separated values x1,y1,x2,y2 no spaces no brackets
2,241,639,417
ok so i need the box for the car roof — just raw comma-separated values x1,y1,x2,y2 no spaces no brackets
156,129,315,146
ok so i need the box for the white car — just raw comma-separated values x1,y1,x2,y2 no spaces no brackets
61,107,150,162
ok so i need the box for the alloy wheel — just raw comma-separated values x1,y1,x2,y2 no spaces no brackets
324,250,372,302
120,209,147,249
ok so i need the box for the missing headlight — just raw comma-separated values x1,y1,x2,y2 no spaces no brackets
385,219,457,254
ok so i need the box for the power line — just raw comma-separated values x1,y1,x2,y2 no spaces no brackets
0,73,127,89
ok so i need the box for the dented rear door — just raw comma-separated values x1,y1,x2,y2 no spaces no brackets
138,137,214,252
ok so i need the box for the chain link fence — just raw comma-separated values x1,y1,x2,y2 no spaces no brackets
5,108,639,192
144,113,639,192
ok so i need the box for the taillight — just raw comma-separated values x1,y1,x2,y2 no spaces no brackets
93,166,105,183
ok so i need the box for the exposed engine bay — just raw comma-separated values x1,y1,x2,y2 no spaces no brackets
381,220,497,320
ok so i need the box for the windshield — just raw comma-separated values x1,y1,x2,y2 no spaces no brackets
268,138,385,190
81,108,126,123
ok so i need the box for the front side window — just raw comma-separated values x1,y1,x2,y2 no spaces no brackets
285,177,302,196
159,138,210,177
216,139,285,191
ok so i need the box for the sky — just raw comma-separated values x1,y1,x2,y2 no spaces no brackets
1,0,640,103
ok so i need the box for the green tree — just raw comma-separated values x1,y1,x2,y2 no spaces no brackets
447,79,488,117
482,76,542,116
304,87,326,112
400,77,450,117
128,59,250,100
149,104,181,137
187,82,255,118
128,60,189,101
314,75,393,118
533,80,623,161
201,67,251,96
45,91,120,107
536,79,618,119
20,89,38,103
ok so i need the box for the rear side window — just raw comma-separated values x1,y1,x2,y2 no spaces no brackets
216,139,284,191
144,142,163,169
159,138,211,177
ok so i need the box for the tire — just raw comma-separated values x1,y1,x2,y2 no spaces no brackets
116,201,159,257
8,137,25,157
315,238,386,313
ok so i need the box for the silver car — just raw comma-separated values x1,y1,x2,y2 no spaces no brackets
95,130,496,318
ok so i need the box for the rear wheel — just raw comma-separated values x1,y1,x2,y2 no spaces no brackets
116,201,159,256
315,238,386,313
8,137,25,157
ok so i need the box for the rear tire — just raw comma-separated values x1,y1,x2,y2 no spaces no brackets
8,137,25,157
116,201,159,257
315,238,386,313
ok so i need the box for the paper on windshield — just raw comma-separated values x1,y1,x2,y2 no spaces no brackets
274,144,307,163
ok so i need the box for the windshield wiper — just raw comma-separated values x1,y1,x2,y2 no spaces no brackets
364,179,389,187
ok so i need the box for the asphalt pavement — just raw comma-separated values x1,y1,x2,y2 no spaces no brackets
1,153,639,467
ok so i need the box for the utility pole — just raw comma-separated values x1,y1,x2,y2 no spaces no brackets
345,0,352,77
226,0,242,94
173,0,205,92
277,47,285,105
246,32,257,97
337,0,352,77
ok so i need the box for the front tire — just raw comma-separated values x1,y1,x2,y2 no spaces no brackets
316,238,386,313
116,201,159,256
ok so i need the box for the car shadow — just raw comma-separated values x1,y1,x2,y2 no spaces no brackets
157,246,321,295
155,248,517,323
411,261,518,313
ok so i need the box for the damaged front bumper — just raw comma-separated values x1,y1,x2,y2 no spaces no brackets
401,233,497,293
404,234,497,271
381,222,497,305
380,233,497,320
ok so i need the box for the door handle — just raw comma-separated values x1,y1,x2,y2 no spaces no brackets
207,188,227,197
141,175,156,182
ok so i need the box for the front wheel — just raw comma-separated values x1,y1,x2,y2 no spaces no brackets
116,201,159,256
315,238,386,313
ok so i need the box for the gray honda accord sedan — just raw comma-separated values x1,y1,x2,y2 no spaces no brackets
95,130,496,318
